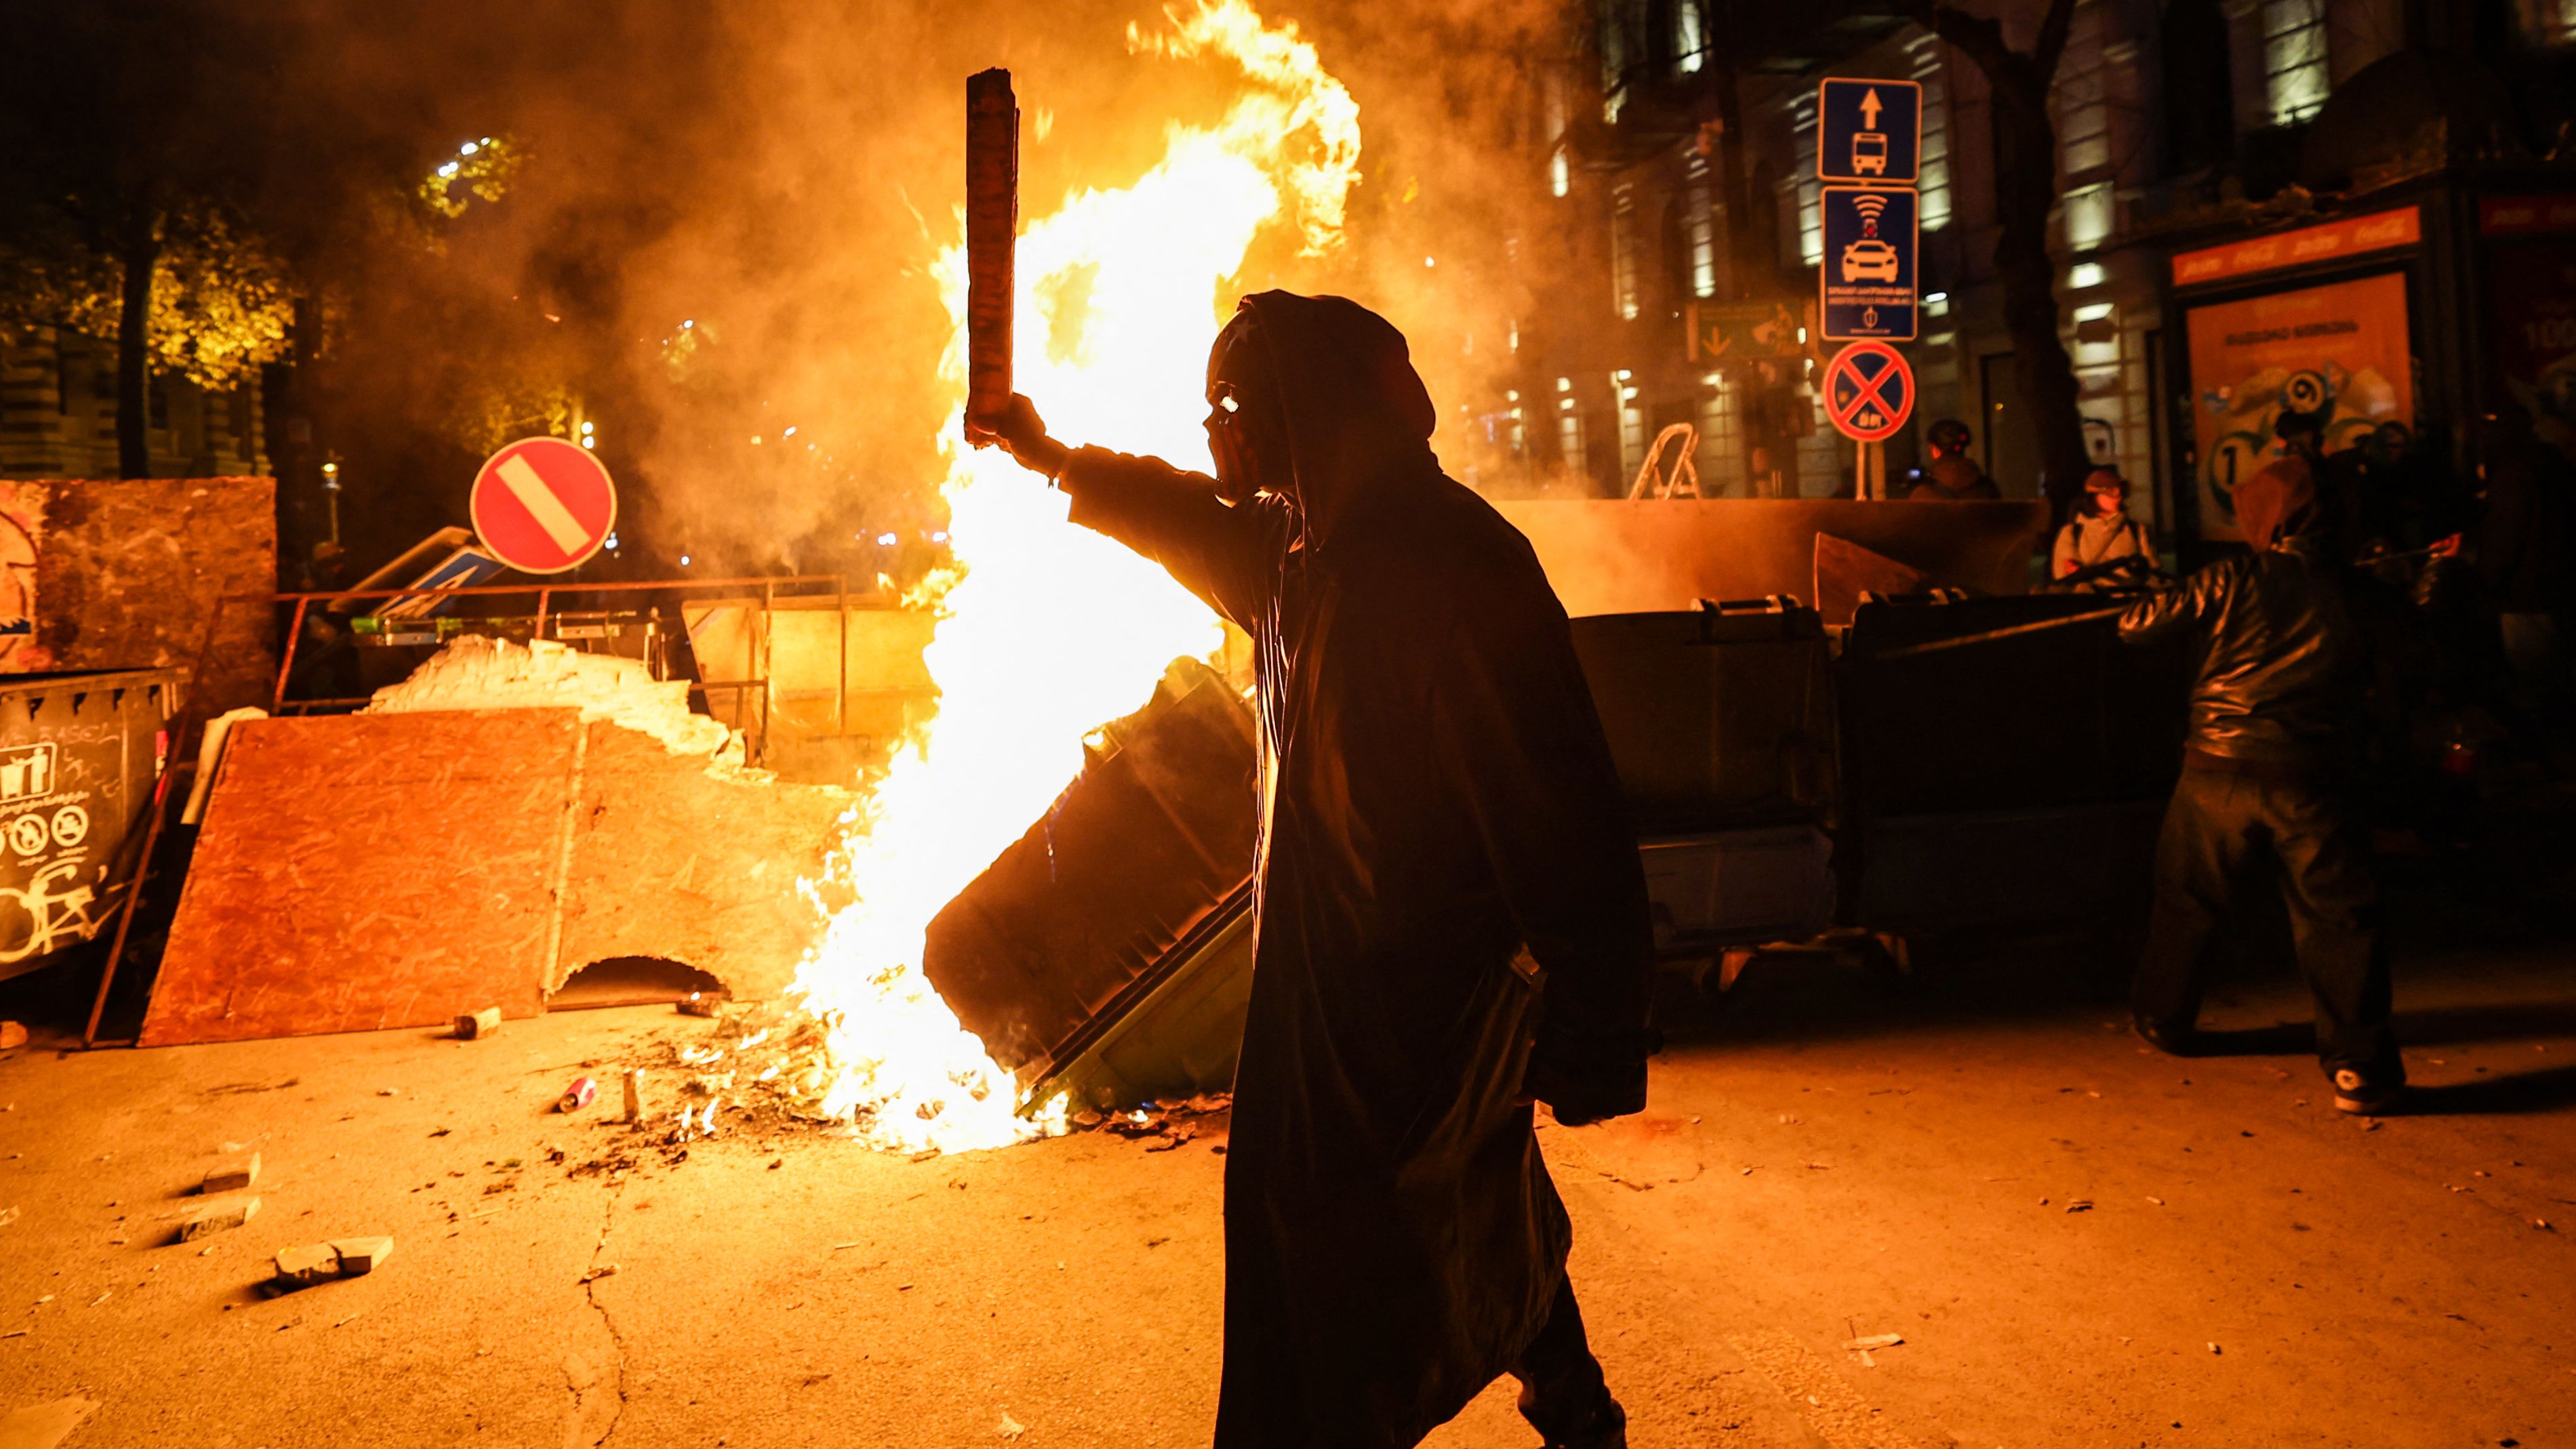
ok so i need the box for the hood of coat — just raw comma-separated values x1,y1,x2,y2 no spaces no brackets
1209,291,1439,551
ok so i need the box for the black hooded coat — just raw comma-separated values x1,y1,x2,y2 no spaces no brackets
1051,293,1654,1447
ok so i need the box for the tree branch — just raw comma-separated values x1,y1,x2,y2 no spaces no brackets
2032,0,2080,79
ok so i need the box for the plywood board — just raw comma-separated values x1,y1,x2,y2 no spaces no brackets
1812,531,1935,626
0,476,278,716
550,720,851,1001
140,711,581,1046
1493,497,2048,617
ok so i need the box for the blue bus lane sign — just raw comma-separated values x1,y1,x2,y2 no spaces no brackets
1820,185,1918,342
1819,78,1921,186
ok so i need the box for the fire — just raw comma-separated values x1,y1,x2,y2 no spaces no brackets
780,0,1362,1153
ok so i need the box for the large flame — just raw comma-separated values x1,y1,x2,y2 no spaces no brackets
782,0,1360,1154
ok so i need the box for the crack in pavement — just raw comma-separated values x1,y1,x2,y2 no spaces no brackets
574,1173,635,1448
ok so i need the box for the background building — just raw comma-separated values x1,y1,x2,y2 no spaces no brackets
0,324,268,482
1486,0,2576,552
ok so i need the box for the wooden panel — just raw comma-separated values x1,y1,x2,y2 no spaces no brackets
1812,531,1934,626
550,720,850,1001
140,711,580,1046
0,476,279,716
1493,498,2048,617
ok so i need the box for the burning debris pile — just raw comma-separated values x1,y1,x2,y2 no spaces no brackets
559,1000,1229,1172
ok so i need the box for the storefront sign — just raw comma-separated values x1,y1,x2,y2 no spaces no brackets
2184,272,2413,539
2171,207,2421,288
2483,238,2576,449
2478,195,2576,237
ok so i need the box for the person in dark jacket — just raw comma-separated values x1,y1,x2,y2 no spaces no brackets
1907,417,2002,500
2474,409,2575,714
972,291,1655,1449
2118,452,2405,1113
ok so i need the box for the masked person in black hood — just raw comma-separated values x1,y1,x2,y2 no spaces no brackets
971,291,1654,1449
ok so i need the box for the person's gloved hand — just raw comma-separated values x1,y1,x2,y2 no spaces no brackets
965,392,1071,479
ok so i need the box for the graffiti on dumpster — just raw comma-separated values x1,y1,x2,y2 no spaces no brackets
0,859,102,964
0,734,129,966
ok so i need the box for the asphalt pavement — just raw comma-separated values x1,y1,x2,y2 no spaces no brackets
2,870,2571,1448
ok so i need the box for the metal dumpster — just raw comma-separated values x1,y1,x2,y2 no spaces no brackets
1837,592,2187,936
0,669,182,981
1568,600,1839,958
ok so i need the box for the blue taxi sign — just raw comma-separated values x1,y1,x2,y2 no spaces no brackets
1819,186,1918,341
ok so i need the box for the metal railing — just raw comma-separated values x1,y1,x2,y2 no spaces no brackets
239,573,864,764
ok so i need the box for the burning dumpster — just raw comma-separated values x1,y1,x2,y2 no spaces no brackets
921,658,1258,1113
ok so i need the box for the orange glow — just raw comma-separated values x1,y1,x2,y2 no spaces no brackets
778,1,1361,1152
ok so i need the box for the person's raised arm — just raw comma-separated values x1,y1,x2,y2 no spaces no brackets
2118,560,2222,645
970,393,1274,629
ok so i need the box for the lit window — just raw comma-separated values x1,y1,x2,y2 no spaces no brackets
1611,185,1641,321
1790,93,1822,267
1545,72,1571,198
1676,0,1704,74
1685,155,1718,298
1910,39,1954,230
2262,0,2330,125
2522,0,2576,45
2057,2,2112,176
1615,373,1648,482
1600,2,1629,121
2063,183,2116,251
1695,373,1748,496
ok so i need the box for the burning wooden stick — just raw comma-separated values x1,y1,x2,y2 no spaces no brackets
965,67,1018,436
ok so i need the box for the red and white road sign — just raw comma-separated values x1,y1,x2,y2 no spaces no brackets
468,437,617,574
1821,340,1915,443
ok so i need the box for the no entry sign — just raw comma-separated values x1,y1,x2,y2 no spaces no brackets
468,437,617,574
1822,341,1914,443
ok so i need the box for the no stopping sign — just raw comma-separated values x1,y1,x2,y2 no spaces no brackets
1822,341,1915,444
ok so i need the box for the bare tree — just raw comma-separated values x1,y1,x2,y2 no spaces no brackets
1906,0,2090,518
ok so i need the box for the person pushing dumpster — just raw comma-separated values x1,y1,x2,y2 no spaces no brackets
2116,443,2409,1114
970,291,1656,1449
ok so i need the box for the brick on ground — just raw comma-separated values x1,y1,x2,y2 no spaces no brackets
201,1153,260,1193
178,1196,259,1241
273,1243,341,1286
329,1236,395,1275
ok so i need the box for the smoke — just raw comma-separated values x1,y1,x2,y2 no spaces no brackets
247,0,1567,575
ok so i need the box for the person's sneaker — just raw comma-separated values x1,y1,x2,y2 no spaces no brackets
2332,1067,2406,1115
2133,1015,2200,1057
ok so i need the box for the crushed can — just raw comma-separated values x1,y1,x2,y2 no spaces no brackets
559,1076,598,1114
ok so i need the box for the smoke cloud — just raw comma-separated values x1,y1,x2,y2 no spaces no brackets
250,0,1569,577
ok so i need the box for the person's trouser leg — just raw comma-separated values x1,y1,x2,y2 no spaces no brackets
2133,771,2251,1038
1511,1276,1622,1447
2261,777,2399,1078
